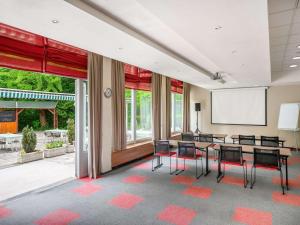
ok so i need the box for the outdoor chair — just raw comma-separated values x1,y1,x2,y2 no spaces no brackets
251,148,285,194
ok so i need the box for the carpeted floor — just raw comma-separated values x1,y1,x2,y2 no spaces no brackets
1,151,300,225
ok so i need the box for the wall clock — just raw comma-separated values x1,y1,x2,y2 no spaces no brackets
104,88,112,98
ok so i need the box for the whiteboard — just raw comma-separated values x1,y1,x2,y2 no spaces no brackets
278,103,300,131
211,87,267,125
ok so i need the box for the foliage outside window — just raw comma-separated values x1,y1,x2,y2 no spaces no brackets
171,92,183,133
125,88,152,143
0,67,75,130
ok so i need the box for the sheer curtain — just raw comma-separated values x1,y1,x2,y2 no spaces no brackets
111,60,126,151
88,52,103,178
151,73,162,140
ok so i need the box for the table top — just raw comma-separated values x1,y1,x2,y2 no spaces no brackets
231,135,286,142
213,143,291,157
0,133,22,139
45,129,67,133
169,140,212,149
194,133,227,138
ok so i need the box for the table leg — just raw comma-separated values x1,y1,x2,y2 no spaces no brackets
204,147,211,176
285,157,289,190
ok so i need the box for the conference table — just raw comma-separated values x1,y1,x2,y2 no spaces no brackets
194,133,227,143
213,143,292,189
231,135,286,147
169,140,213,176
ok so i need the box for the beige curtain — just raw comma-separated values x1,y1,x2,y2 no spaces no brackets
88,52,103,179
183,82,191,132
111,60,126,151
151,73,162,140
165,77,172,139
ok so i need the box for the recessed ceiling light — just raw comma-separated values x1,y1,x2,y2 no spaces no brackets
289,64,298,68
51,20,59,24
292,56,300,60
297,45,300,49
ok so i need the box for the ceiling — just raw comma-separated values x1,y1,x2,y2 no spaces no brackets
0,0,297,89
269,0,300,85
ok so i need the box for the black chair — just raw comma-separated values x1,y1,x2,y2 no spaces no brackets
217,145,248,188
198,134,217,161
152,140,176,174
251,148,284,194
239,135,256,145
261,136,279,147
177,142,203,179
181,132,194,141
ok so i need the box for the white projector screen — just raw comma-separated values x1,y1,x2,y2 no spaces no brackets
211,87,267,125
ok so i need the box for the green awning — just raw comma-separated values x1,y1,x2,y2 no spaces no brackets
0,88,75,101
0,101,58,109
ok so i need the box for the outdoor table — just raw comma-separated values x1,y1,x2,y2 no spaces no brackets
0,133,22,150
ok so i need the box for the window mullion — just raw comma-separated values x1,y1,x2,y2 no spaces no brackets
132,89,137,141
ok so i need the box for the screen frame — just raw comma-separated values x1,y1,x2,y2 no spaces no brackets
210,88,268,126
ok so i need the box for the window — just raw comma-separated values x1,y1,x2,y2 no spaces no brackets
125,88,152,143
171,92,183,133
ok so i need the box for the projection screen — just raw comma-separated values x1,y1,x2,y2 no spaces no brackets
211,87,267,126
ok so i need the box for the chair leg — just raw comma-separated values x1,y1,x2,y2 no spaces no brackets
279,168,285,195
152,156,163,171
250,166,256,189
176,158,185,175
195,157,204,179
217,162,225,183
243,162,248,188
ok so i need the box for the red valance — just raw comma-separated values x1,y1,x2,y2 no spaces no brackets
124,64,152,91
171,79,183,94
0,23,87,79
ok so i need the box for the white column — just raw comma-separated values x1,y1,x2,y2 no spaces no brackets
75,79,88,178
101,56,113,172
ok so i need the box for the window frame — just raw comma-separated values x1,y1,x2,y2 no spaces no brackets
171,91,183,134
126,88,152,145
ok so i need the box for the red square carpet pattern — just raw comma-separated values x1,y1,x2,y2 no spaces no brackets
183,186,212,199
108,193,144,209
171,175,196,185
0,205,11,219
72,183,102,196
233,207,272,225
272,192,300,207
157,204,197,225
123,175,147,184
34,209,80,225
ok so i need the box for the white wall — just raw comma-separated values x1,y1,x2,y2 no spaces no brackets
101,57,113,172
190,84,300,147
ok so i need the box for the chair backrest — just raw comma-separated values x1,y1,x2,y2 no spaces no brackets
261,136,279,147
239,135,255,145
178,142,196,158
181,132,194,141
220,145,243,164
199,134,213,143
253,148,280,168
154,140,170,155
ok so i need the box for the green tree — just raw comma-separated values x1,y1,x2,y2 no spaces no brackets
0,67,75,131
